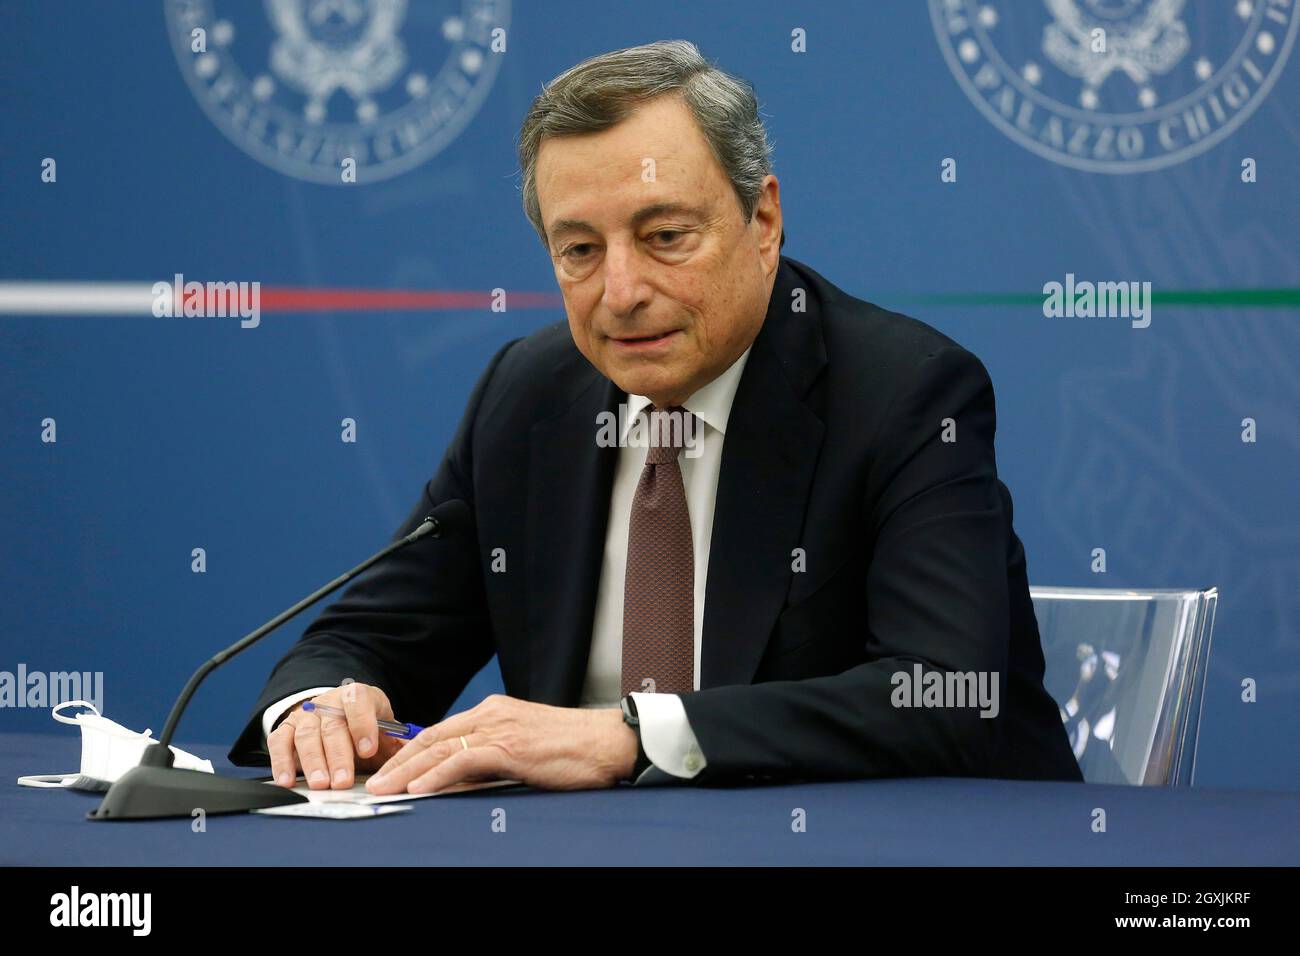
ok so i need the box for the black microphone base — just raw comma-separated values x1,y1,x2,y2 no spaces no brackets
88,765,308,821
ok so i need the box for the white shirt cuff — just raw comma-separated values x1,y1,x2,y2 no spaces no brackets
630,692,707,783
261,687,334,743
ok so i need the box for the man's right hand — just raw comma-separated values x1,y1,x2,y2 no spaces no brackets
267,682,406,790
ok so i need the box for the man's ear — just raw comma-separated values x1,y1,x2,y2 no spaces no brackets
752,174,782,272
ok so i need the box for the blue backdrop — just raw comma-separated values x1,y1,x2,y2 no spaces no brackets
2,1,1296,790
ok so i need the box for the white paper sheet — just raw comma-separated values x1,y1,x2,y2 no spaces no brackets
253,802,413,819
266,774,523,805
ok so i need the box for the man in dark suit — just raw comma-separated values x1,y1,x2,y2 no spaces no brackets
230,40,1081,793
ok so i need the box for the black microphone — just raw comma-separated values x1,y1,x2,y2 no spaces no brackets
89,499,471,821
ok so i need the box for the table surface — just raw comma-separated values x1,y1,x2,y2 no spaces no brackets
4,731,1297,866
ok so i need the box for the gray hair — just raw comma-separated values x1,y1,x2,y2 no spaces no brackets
517,39,782,250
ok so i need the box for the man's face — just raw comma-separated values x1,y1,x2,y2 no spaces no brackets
534,94,782,406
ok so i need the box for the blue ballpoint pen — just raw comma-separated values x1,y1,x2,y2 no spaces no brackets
301,701,424,740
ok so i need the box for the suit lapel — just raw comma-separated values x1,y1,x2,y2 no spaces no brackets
701,257,828,688
526,367,621,705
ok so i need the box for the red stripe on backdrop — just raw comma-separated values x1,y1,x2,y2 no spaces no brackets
255,288,564,312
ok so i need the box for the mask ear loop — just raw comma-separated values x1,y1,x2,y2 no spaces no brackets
16,774,78,788
51,700,100,724
17,702,105,787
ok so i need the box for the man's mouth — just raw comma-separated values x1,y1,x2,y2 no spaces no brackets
611,330,680,348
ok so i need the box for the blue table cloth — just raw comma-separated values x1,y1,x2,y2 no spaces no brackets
4,731,1296,866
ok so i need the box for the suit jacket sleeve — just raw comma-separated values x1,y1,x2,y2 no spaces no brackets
678,345,1012,784
227,339,519,766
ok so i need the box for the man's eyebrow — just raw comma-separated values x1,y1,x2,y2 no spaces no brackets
548,202,708,244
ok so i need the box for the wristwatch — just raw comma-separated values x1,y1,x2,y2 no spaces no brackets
620,694,654,781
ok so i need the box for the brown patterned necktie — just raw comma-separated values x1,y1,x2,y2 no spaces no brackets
621,404,695,696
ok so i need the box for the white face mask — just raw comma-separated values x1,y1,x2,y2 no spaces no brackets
17,700,214,792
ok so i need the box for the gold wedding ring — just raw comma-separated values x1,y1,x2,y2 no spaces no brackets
459,735,469,750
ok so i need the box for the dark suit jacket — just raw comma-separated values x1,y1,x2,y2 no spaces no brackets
230,255,1083,785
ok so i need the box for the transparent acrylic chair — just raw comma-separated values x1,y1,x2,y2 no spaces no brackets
1031,587,1218,786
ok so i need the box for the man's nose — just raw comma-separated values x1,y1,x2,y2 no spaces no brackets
601,242,651,318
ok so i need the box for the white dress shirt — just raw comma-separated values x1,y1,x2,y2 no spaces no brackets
262,346,753,786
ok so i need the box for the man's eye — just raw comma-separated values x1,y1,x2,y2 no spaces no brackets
649,230,682,244
561,243,594,259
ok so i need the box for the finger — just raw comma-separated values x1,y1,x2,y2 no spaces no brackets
372,726,455,778
370,729,436,778
291,711,331,789
367,733,480,794
267,718,299,788
375,711,477,776
341,683,381,760
365,736,456,793
319,710,358,789
407,746,504,794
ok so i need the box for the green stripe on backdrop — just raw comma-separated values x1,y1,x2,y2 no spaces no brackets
902,289,1300,308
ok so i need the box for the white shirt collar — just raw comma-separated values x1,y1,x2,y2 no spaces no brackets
619,346,753,444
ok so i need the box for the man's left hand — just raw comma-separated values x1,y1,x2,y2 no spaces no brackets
364,694,638,794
